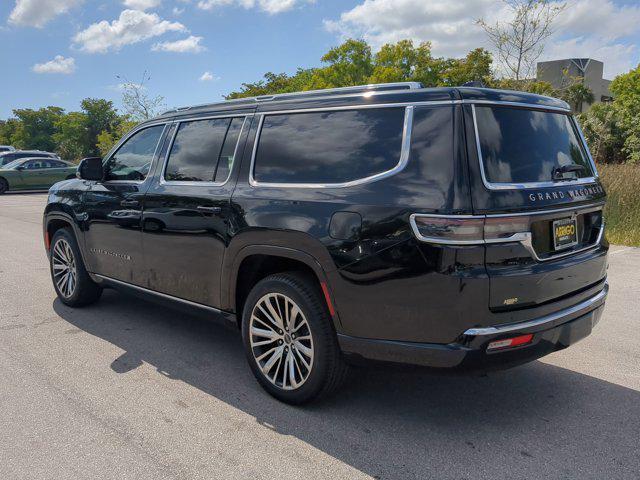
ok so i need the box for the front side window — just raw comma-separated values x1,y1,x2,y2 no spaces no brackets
105,125,165,181
475,106,594,185
164,117,243,183
253,107,406,184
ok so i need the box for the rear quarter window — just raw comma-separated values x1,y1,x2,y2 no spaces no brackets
253,107,406,185
475,106,594,185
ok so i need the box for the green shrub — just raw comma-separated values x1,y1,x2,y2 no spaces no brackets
599,163,640,246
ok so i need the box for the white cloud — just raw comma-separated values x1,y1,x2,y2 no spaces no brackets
172,7,185,15
199,71,219,81
122,0,161,10
152,35,205,52
32,55,76,74
9,0,83,28
325,0,640,77
73,9,186,53
197,0,308,15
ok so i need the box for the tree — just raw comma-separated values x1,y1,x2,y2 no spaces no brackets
118,71,166,121
438,48,494,86
610,64,640,163
81,98,119,156
96,117,137,157
577,103,626,164
0,119,20,146
11,106,65,151
478,0,564,81
310,39,374,88
53,112,89,161
561,83,594,113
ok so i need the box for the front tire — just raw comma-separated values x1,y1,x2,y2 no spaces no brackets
242,272,348,404
0,178,8,194
50,228,102,307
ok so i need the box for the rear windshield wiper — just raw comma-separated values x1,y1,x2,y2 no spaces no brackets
552,164,586,181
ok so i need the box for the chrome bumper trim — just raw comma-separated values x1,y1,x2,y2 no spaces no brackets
463,282,608,336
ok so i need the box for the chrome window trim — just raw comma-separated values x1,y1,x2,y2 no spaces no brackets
471,104,599,191
249,105,415,189
159,116,249,187
410,203,605,261
463,282,608,336
102,122,169,185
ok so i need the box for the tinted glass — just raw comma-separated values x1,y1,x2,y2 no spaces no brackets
0,147,11,152
254,108,405,184
105,125,164,181
1,154,15,165
476,106,593,184
214,117,243,182
165,119,230,182
24,160,45,169
49,160,67,168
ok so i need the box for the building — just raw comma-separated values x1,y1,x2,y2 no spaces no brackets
536,58,612,112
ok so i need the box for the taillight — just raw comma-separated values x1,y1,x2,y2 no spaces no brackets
410,214,531,245
410,215,484,244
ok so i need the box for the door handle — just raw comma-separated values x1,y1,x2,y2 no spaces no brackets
120,199,139,207
196,205,221,214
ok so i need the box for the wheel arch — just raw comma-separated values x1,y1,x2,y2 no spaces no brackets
43,211,89,267
225,244,341,331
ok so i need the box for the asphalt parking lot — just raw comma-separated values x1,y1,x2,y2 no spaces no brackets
0,192,638,480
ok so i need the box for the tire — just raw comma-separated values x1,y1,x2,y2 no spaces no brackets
0,178,8,194
242,272,348,404
49,228,102,307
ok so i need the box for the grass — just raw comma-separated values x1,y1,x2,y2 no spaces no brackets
598,163,640,247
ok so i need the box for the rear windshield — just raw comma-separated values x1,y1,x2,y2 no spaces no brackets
475,106,594,185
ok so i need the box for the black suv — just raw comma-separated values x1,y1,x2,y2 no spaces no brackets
44,83,608,404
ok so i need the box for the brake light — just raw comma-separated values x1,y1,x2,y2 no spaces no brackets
410,214,531,245
487,334,534,351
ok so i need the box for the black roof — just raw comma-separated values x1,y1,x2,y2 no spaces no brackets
151,82,571,124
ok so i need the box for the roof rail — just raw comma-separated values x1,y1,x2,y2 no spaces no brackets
161,82,423,116
255,82,423,102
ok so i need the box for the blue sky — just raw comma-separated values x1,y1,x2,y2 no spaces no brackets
1,0,639,119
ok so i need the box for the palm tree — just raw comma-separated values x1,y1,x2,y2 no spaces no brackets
563,83,595,113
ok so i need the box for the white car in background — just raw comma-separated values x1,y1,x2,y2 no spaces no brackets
0,145,15,153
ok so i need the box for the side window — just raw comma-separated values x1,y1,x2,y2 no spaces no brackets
105,125,165,181
49,160,66,168
24,160,43,170
164,116,243,183
253,108,406,184
1,154,15,164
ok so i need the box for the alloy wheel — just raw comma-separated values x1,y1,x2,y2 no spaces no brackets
249,293,314,390
52,238,77,298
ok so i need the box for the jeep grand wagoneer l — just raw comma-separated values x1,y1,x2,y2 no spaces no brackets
44,83,608,404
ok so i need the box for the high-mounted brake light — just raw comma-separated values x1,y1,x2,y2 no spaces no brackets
409,214,532,245
487,334,534,351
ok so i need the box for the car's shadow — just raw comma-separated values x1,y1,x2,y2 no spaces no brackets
53,290,639,479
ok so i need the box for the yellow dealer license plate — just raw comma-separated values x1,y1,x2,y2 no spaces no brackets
553,217,578,250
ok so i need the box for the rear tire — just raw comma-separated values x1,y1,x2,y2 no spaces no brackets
0,178,8,194
49,228,102,307
242,272,348,404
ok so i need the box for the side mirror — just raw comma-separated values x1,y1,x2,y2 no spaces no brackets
15,165,25,171
77,157,104,181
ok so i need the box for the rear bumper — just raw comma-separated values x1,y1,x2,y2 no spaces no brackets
338,282,608,370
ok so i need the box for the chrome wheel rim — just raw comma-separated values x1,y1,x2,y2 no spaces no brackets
249,293,314,390
52,238,77,299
